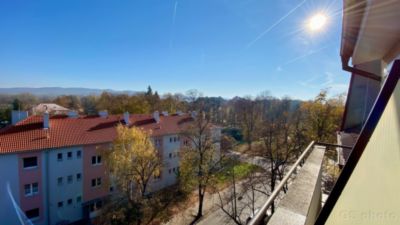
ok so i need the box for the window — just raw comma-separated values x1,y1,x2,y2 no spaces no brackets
89,200,103,212
170,137,172,143
67,152,72,159
23,157,37,169
67,175,73,184
169,153,172,158
77,150,81,158
76,196,82,203
91,177,102,188
168,169,171,174
173,167,176,172
91,155,102,165
177,136,180,141
57,177,63,185
57,153,63,161
76,173,82,181
24,183,39,196
67,199,72,205
109,186,114,192
58,201,63,208
173,137,177,142
25,208,39,219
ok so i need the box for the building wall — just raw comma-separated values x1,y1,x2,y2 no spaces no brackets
159,134,181,188
47,147,84,225
343,59,383,133
82,144,109,203
0,154,21,225
18,151,45,225
326,81,400,225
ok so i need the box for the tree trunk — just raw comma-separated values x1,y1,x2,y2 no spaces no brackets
191,190,205,225
197,192,204,218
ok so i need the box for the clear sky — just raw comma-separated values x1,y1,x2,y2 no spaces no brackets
0,0,349,99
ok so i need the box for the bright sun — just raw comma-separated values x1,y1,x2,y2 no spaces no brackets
307,13,328,32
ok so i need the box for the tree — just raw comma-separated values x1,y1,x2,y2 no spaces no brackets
145,86,153,96
216,164,244,225
11,94,38,111
300,90,344,143
54,95,81,110
179,113,221,224
81,95,98,115
234,97,260,151
101,125,163,225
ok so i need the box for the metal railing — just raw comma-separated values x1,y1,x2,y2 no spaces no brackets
247,141,316,225
247,141,351,225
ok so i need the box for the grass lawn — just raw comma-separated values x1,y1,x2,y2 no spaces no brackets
214,158,264,186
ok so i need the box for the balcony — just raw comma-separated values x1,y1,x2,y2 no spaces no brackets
247,141,346,225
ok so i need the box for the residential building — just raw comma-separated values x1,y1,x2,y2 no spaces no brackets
0,111,221,225
32,103,70,115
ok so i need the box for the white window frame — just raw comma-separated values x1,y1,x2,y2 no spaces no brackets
57,153,63,162
91,177,102,188
91,155,102,166
67,152,73,160
77,150,82,159
67,175,73,184
24,183,39,197
23,157,38,169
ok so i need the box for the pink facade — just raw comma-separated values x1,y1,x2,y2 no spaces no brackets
83,144,109,202
18,151,44,221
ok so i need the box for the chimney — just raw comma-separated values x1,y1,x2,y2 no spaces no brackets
98,110,108,118
11,110,29,125
43,111,50,129
153,111,160,123
124,112,130,125
67,110,78,118
161,111,169,116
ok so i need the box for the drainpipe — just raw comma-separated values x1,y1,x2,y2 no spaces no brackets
341,56,381,81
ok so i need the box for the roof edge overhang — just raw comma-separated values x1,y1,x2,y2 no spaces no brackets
340,0,367,66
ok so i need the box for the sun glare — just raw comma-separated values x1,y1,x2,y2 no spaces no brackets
307,13,328,32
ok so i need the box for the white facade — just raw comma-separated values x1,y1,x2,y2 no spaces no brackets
0,154,21,225
46,147,84,225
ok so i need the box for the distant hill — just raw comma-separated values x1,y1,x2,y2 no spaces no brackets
0,87,138,96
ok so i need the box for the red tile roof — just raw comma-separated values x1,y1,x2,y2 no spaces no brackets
0,114,193,154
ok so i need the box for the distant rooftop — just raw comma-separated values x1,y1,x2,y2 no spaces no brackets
33,103,70,115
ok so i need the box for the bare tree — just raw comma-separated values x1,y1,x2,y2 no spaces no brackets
234,97,260,151
179,112,221,224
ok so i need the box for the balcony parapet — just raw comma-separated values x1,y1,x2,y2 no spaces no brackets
267,145,325,225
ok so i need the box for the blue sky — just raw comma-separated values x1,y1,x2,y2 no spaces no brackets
0,0,349,99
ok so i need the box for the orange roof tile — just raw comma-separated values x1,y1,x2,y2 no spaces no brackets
0,114,193,154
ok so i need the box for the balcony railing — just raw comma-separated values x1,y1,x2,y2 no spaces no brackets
247,141,350,225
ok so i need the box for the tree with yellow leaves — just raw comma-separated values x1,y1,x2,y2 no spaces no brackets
99,124,163,225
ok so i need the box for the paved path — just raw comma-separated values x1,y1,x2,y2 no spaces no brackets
164,151,272,225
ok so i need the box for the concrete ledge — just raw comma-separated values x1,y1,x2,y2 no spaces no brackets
268,145,325,225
